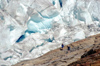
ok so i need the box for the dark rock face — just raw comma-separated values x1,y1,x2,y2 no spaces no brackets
81,49,96,58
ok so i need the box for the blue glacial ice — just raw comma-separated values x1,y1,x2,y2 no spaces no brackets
27,19,53,33
16,18,53,42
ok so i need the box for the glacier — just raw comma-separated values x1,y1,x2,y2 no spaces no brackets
0,0,100,66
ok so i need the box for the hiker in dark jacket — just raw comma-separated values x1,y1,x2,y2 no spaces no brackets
67,45,70,52
62,44,64,48
60,43,64,50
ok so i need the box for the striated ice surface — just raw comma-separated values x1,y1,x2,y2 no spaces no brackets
0,0,100,65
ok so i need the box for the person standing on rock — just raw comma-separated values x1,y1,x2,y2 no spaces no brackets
67,45,70,53
61,43,64,50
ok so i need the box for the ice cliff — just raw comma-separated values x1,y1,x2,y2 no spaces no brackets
0,0,100,66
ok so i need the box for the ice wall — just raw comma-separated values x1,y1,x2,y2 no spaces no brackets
0,0,100,66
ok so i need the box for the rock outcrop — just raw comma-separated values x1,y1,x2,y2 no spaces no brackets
68,44,100,66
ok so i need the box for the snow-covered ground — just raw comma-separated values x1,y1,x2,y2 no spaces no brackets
0,0,100,66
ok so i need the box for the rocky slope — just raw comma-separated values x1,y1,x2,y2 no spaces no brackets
12,34,100,66
68,44,100,66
